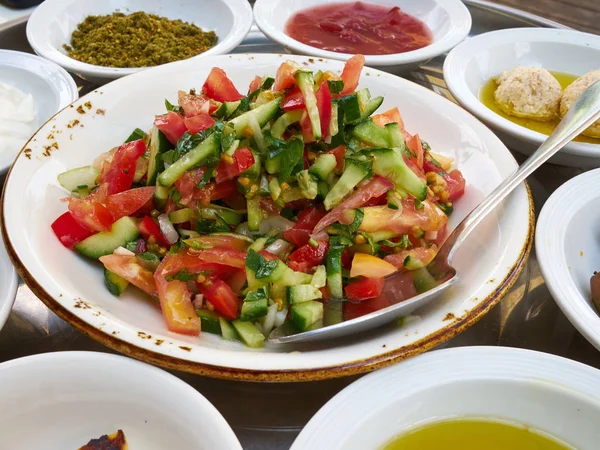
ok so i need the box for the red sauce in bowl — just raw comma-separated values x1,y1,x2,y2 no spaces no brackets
285,2,433,55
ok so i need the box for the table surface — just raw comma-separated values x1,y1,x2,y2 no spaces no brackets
0,2,599,450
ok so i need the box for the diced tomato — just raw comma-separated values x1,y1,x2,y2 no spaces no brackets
215,147,255,183
174,167,206,207
283,229,312,248
344,294,390,321
314,175,393,233
434,224,448,247
423,157,440,174
327,145,346,171
339,54,364,95
345,276,384,301
199,278,240,319
372,107,404,129
273,60,300,92
406,133,424,171
350,253,398,278
288,240,329,272
51,212,94,248
443,170,466,201
185,234,252,252
248,75,262,94
139,216,171,247
315,81,332,138
194,263,235,280
403,155,426,180
178,90,218,117
184,114,215,134
259,250,280,261
225,269,247,294
154,111,188,146
222,192,247,210
104,187,155,221
196,248,247,269
296,207,327,229
362,193,387,207
99,139,147,195
300,111,316,143
209,179,238,201
68,197,114,232
282,87,305,110
384,246,438,271
259,197,282,215
201,67,243,102
99,254,157,296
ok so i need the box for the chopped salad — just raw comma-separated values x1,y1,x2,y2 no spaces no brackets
51,55,466,348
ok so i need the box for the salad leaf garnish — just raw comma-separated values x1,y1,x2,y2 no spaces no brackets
327,79,344,95
166,268,196,282
246,249,279,279
245,286,269,302
266,134,304,181
165,99,183,114
348,208,364,234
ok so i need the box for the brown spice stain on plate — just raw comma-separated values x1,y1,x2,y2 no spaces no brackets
96,108,105,115
74,299,91,309
42,142,59,157
23,148,31,160
443,312,456,321
179,346,192,352
84,101,92,110
155,339,164,346
67,119,80,129
137,331,151,340
580,250,584,256
76,105,86,114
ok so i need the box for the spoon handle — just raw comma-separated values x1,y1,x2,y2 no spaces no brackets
445,81,600,262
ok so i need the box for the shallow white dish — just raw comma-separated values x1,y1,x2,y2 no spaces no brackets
26,0,253,83
444,28,600,168
1,53,532,381
0,351,241,450
292,346,600,449
254,0,471,73
537,169,600,352
0,49,78,174
0,231,17,332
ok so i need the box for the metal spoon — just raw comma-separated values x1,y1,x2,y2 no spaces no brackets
270,80,600,344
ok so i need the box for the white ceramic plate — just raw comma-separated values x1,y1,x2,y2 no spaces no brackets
444,28,600,168
0,230,17,331
0,49,78,174
254,0,471,73
0,351,241,449
537,169,600,352
26,0,253,83
1,54,532,381
292,346,600,449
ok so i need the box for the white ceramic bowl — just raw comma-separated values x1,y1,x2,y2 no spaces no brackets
1,53,532,381
444,28,600,168
254,0,471,73
0,231,17,332
292,346,600,449
0,49,78,174
537,169,600,352
0,351,241,449
26,0,253,83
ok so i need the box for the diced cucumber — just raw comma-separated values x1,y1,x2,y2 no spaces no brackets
75,217,140,259
361,148,427,201
248,237,268,252
240,298,268,321
75,185,91,198
229,98,282,139
325,245,344,299
317,181,329,200
224,100,242,118
158,133,219,187
104,268,129,296
287,284,322,304
324,162,369,210
329,102,339,138
291,301,324,332
280,186,303,203
269,178,282,201
325,300,343,325
297,170,318,200
232,320,265,348
147,126,172,185
352,119,390,148
437,202,453,216
309,153,337,181
168,208,197,224
339,93,361,123
363,230,399,242
154,185,169,210
311,265,327,288
271,261,312,286
125,127,147,143
271,110,303,139
412,267,438,293
385,122,406,150
200,205,242,226
246,197,262,232
219,317,239,341
296,71,321,141
241,150,262,179
404,255,426,271
196,309,222,335
58,166,99,192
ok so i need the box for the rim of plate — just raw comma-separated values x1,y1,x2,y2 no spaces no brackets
26,0,253,79
291,346,600,448
0,53,535,381
253,0,472,66
536,169,600,351
443,28,600,158
0,232,17,332
0,350,242,449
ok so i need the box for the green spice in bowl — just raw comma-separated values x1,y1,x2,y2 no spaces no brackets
63,12,218,68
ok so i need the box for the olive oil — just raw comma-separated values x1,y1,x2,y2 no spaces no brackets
383,418,571,450
480,71,600,144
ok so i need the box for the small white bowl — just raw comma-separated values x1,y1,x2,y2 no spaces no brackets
537,169,600,353
0,351,242,450
26,0,253,83
292,346,600,449
0,49,78,174
254,0,471,73
0,232,17,332
444,28,600,168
